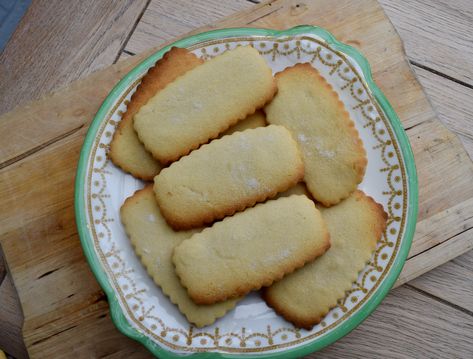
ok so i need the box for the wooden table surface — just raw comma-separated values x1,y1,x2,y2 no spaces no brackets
0,0,472,358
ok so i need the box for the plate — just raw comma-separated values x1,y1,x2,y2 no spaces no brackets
75,26,418,358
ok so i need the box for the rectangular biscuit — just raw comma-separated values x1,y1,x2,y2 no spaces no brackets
110,47,203,180
263,190,387,329
110,47,265,181
222,110,266,136
173,195,330,305
120,186,239,327
265,63,367,206
154,125,304,229
134,46,277,163
275,182,310,199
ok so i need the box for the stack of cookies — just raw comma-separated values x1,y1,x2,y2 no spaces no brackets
113,46,387,329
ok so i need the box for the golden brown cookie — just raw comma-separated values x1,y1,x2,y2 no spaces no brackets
263,190,387,329
275,182,311,199
134,46,277,163
173,195,330,305
265,63,367,206
222,110,266,136
109,47,203,180
154,125,304,229
120,186,239,327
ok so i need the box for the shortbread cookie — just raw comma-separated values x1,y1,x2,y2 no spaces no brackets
265,63,367,206
154,125,304,229
110,47,203,180
276,182,310,199
263,190,387,329
134,46,277,163
120,186,239,327
173,195,330,305
223,110,266,136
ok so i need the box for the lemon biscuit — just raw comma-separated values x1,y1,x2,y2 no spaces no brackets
223,110,266,136
173,195,330,305
154,125,304,229
110,47,203,180
265,64,367,206
263,191,387,329
120,186,239,327
134,46,277,163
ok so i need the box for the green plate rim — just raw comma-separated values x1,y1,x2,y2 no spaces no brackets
74,25,418,359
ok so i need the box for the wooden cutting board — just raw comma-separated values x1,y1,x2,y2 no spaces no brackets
1,0,473,357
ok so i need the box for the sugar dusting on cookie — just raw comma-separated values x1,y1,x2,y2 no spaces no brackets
238,134,251,150
298,133,335,159
298,133,309,143
192,101,203,110
246,178,260,190
314,137,335,159
264,249,291,266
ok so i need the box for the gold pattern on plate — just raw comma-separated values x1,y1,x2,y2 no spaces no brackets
85,35,408,353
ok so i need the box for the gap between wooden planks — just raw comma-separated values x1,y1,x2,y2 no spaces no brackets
2,1,469,358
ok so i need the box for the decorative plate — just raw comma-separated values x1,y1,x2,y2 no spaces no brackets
75,26,418,358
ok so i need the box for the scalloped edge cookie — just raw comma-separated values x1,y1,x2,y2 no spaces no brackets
134,46,277,163
263,190,387,329
265,63,367,206
120,186,239,327
109,47,203,180
154,125,304,229
173,195,330,305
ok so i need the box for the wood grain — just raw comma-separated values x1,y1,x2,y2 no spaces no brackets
379,0,473,86
0,0,149,115
0,245,5,286
413,66,473,158
397,227,473,286
407,197,473,258
0,274,28,359
0,128,119,356
124,0,253,54
315,286,473,358
0,53,148,168
0,124,150,358
408,250,473,313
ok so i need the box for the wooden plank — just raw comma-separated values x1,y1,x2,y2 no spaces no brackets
0,53,148,168
408,197,473,258
124,0,253,55
0,125,150,358
408,250,473,313
315,286,473,358
0,245,5,286
413,66,473,158
396,228,473,286
27,298,149,358
0,274,28,359
379,0,473,86
407,118,473,222
0,0,149,115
